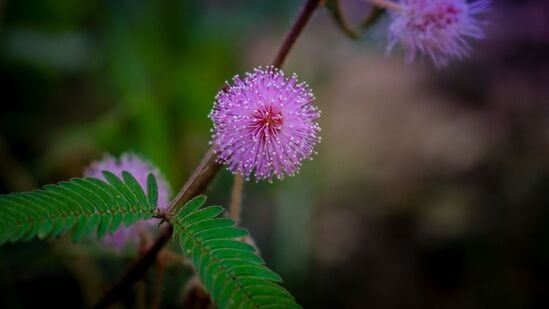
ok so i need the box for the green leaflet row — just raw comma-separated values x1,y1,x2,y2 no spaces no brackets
0,171,158,244
172,196,301,309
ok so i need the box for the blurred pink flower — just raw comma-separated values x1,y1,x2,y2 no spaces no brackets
209,66,321,181
84,153,171,251
387,0,490,67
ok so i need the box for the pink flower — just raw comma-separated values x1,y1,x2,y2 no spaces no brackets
387,0,490,67
209,66,321,181
84,153,171,251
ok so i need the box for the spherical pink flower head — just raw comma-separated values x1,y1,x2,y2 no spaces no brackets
84,153,171,251
388,0,490,67
209,66,321,181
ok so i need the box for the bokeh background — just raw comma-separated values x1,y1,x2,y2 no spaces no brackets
1,0,549,308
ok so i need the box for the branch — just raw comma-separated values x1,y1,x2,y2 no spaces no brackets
94,0,321,306
94,225,174,308
166,147,220,218
229,174,245,224
272,0,321,68
367,0,401,11
228,0,321,226
150,259,166,309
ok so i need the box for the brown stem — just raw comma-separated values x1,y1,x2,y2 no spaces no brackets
166,147,221,218
368,0,401,11
326,0,361,39
272,0,321,68
150,260,166,309
93,225,174,309
360,6,386,30
135,280,146,309
181,276,213,309
229,174,245,224
228,0,321,227
94,0,321,306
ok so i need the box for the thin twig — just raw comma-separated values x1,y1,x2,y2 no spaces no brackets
166,147,221,218
94,0,321,306
229,0,321,229
136,280,146,309
229,175,245,224
150,261,166,309
181,276,213,309
93,225,174,308
272,0,321,68
326,0,361,39
360,6,386,30
367,0,401,11
95,147,219,308
157,249,191,267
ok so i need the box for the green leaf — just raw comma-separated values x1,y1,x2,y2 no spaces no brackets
172,198,301,309
108,213,123,234
238,278,294,298
180,206,224,226
175,195,207,219
96,216,111,239
251,295,301,307
147,173,158,208
195,226,248,241
203,239,256,252
85,178,123,213
0,172,159,245
211,248,264,265
186,218,234,234
102,171,138,212
228,265,282,282
122,171,148,213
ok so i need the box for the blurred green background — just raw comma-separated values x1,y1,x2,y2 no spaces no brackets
1,0,549,308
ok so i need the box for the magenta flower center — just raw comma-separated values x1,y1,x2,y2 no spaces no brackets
251,105,284,140
412,4,462,32
210,66,321,181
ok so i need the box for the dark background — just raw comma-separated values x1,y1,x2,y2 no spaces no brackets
1,0,549,308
